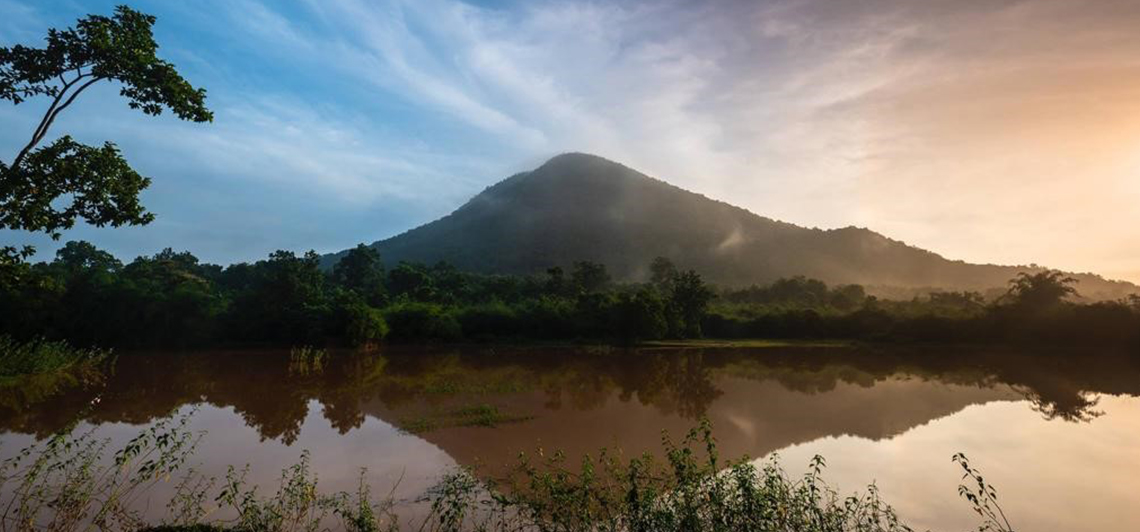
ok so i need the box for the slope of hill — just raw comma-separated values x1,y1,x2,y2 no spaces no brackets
328,153,1137,300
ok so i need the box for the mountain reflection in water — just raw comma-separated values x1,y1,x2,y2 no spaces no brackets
1,345,1138,531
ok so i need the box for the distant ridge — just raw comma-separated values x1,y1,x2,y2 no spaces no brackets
327,153,1137,300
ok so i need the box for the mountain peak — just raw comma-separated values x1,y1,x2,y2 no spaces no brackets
331,156,1137,300
522,152,642,187
542,152,619,166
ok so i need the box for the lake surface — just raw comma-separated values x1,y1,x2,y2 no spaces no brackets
2,345,1139,531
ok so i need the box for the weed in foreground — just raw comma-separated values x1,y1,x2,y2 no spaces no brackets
0,415,1013,532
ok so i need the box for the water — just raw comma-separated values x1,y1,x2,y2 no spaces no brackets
1,345,1138,531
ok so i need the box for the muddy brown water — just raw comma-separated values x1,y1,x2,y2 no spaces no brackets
1,345,1138,531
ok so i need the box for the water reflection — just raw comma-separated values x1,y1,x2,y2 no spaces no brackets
1,345,1138,530
2,345,1134,443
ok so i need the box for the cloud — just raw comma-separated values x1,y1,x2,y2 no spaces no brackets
3,0,1139,281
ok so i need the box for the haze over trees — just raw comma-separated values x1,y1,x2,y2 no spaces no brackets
334,153,1138,301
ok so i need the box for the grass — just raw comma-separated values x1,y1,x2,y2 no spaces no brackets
288,346,327,376
398,404,534,434
0,414,1015,532
0,336,111,412
0,335,111,383
640,338,853,349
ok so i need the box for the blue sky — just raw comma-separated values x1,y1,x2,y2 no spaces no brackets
2,0,1139,281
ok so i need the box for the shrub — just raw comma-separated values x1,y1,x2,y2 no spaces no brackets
343,302,389,346
0,416,1015,532
518,297,576,339
456,302,520,339
383,301,461,341
0,335,109,380
611,289,668,343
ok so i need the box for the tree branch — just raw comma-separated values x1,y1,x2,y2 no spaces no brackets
9,73,99,171
34,76,104,147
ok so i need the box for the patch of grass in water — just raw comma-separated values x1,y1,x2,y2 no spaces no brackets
399,403,534,434
641,338,852,349
0,335,110,383
420,378,531,395
288,345,327,375
0,336,111,410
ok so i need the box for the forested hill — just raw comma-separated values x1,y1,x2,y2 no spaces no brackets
327,153,1137,300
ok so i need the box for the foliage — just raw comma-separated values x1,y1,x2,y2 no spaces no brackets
456,302,521,340
332,245,387,307
2,241,1138,348
0,335,109,382
288,346,327,376
570,261,611,294
0,5,212,243
383,302,461,342
334,293,389,347
454,421,917,532
611,288,669,343
227,251,330,345
1001,270,1077,310
952,454,1014,532
0,415,1022,532
215,452,334,532
0,413,201,532
668,270,715,338
2,136,153,236
398,404,533,434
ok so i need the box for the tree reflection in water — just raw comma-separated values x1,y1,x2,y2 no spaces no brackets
0,345,1136,445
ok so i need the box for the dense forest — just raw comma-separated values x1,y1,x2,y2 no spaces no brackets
2,240,1139,350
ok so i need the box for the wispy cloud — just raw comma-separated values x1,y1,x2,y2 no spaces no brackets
2,0,1139,281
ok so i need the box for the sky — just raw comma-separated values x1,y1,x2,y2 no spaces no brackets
1,0,1139,282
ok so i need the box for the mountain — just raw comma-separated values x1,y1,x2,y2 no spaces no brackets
328,153,1137,299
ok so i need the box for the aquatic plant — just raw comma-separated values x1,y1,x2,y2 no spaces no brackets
398,404,533,434
0,336,110,382
288,346,327,376
0,336,111,412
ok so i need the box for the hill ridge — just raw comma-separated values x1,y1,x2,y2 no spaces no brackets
327,153,1137,300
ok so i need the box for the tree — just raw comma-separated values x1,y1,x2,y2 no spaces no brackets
612,288,668,343
1003,270,1078,310
116,248,223,346
387,262,435,301
544,266,567,296
52,240,122,275
334,291,388,347
571,261,610,294
331,244,387,306
47,240,123,345
829,284,868,311
669,270,714,338
229,250,329,343
0,6,211,259
1126,294,1140,313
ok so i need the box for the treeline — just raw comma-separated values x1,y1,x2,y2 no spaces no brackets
0,242,713,348
2,241,1139,349
709,272,1140,346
